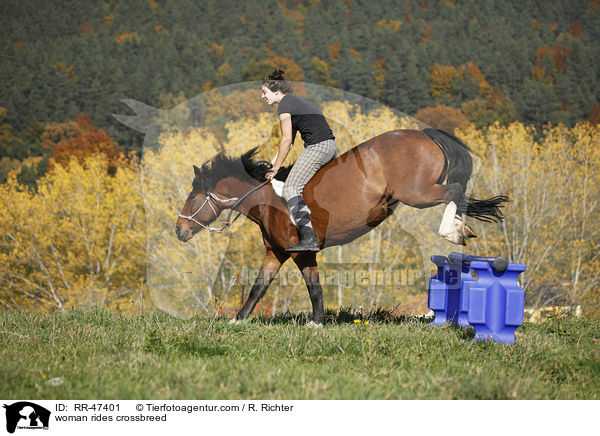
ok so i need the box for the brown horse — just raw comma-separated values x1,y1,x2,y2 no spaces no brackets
175,128,508,325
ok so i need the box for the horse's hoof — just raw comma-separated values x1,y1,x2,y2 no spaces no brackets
306,321,324,328
229,318,239,325
439,231,463,245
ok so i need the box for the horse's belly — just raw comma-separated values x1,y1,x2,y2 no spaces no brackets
311,183,391,246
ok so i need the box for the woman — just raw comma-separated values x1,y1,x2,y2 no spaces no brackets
261,69,337,252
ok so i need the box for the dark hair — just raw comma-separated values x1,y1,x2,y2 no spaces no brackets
261,69,293,94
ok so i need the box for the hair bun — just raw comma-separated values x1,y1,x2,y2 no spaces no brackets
267,69,285,81
261,69,292,93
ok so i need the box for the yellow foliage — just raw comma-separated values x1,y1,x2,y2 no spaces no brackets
216,62,232,79
458,122,600,316
116,32,141,44
376,20,403,32
1,98,598,318
0,154,146,312
279,2,306,33
428,63,459,100
103,13,115,29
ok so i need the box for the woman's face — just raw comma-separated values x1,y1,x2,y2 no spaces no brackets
261,85,280,105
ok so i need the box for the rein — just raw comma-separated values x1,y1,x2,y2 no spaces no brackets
178,166,273,233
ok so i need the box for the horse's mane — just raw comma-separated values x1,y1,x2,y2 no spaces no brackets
193,147,291,191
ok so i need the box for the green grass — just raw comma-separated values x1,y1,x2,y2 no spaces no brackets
0,307,598,399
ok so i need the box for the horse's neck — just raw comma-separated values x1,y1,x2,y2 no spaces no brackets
215,177,264,217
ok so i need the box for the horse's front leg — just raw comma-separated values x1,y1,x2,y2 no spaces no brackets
233,249,288,322
291,252,325,326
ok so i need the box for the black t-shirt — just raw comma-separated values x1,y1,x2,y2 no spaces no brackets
277,94,335,146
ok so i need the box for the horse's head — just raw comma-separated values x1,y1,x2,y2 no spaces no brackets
175,165,233,242
175,148,273,242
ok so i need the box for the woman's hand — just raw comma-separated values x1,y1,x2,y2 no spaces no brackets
266,166,280,180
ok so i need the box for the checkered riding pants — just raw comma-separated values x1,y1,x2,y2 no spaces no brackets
282,139,337,236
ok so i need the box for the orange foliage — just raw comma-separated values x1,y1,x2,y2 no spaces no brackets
429,61,494,103
79,23,93,35
51,132,125,170
421,21,432,44
569,21,583,38
116,32,140,44
462,61,492,98
329,43,341,61
532,44,571,83
41,114,95,152
44,114,125,170
54,62,77,81
350,49,362,62
104,13,115,29
551,45,570,71
155,23,167,36
373,57,387,75
414,105,470,134
211,41,225,59
279,1,306,33
265,56,304,81
373,57,387,91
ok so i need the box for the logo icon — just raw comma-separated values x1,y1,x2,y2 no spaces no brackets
3,402,50,434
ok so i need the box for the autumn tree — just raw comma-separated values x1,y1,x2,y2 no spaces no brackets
45,114,126,170
415,105,471,134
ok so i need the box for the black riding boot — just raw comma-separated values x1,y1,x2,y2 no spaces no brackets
286,232,320,252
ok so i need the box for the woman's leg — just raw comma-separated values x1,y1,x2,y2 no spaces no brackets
282,139,337,250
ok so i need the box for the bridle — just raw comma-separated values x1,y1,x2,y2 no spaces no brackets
178,179,271,233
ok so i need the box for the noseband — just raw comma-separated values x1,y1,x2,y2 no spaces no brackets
178,179,271,233
178,191,239,232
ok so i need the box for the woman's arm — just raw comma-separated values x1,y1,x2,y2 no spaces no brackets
266,113,293,180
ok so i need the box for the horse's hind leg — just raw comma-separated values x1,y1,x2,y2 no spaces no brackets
291,252,325,326
399,182,474,245
233,249,288,322
432,183,476,245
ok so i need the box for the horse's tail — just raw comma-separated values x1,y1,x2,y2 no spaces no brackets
463,194,509,223
424,128,509,223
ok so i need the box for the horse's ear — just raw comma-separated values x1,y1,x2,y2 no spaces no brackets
193,165,201,177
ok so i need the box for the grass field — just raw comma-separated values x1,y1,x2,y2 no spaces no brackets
0,307,598,400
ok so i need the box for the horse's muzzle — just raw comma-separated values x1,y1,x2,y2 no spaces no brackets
175,223,199,242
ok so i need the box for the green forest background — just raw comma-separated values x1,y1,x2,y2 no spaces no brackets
1,0,599,185
1,0,599,317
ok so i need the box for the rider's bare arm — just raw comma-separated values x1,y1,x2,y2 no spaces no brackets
267,113,293,179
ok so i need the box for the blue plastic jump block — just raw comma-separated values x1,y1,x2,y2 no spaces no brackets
428,255,468,327
468,261,526,344
427,254,526,344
